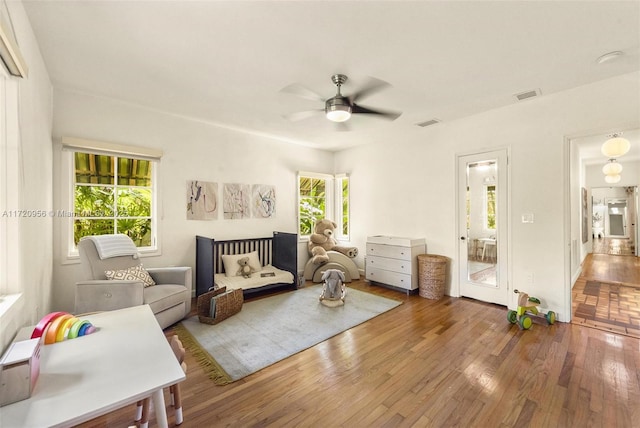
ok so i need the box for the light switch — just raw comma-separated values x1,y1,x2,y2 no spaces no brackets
522,213,534,223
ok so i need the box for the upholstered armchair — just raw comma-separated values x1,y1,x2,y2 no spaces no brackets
75,235,192,329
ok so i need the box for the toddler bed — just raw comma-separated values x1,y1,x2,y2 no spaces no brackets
196,232,298,297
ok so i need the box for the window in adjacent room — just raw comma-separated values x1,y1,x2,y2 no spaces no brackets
298,172,350,239
485,184,496,230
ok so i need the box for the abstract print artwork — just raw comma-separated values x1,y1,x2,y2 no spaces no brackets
223,183,251,219
187,180,218,220
252,184,276,218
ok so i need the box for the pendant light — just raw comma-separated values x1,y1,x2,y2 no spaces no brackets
601,133,630,158
602,159,623,175
604,174,621,184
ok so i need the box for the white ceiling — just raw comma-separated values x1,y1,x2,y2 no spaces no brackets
21,1,640,152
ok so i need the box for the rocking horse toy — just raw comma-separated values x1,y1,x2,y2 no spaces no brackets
319,269,346,307
507,289,556,330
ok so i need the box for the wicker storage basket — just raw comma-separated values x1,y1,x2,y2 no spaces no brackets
417,254,448,299
197,287,244,324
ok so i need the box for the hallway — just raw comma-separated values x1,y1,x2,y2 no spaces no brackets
579,253,640,285
572,253,640,338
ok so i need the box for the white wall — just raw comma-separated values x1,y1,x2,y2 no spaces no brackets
1,1,53,351
51,89,333,312
335,72,640,322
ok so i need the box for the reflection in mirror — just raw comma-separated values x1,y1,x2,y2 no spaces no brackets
466,160,498,287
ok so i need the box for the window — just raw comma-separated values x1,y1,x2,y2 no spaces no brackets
298,172,350,239
0,68,20,295
62,137,163,258
337,174,350,237
485,185,496,230
73,152,154,247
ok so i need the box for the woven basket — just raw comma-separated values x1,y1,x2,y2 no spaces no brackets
197,287,244,324
417,254,448,299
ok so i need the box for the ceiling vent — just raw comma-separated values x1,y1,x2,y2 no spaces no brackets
514,89,541,101
416,118,441,127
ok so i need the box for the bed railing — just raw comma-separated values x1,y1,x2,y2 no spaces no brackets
196,232,297,296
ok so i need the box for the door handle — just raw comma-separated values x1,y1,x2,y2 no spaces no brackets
460,236,466,241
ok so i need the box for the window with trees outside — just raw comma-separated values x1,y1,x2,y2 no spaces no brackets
72,151,156,249
485,185,496,229
298,172,349,239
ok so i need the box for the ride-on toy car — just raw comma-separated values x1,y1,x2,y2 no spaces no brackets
507,289,556,330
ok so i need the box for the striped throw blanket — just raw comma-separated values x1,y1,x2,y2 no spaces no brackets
86,234,139,259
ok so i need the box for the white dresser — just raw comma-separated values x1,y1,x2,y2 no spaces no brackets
365,235,426,294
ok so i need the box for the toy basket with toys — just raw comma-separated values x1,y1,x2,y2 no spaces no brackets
507,289,556,330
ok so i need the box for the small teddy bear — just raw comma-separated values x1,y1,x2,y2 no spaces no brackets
237,257,254,278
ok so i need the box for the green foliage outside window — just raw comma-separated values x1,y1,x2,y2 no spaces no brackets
341,177,349,236
299,176,326,235
73,153,153,247
298,175,350,237
486,185,496,229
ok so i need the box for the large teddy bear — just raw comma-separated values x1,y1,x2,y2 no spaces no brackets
308,219,358,264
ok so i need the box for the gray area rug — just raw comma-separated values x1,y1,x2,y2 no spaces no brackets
178,285,402,383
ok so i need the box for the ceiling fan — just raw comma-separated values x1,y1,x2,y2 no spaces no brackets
280,74,402,130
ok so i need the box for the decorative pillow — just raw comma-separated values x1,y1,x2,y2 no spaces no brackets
221,251,262,277
105,264,156,287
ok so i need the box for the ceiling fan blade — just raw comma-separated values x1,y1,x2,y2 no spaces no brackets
352,104,402,121
282,109,324,122
334,121,350,132
280,83,326,103
349,77,391,103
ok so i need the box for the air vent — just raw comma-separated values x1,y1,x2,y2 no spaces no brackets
416,118,441,127
514,89,541,101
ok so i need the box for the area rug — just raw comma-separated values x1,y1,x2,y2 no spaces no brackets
176,285,402,384
571,279,640,339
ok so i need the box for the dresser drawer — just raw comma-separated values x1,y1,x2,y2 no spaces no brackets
366,255,412,275
366,268,414,290
366,243,412,261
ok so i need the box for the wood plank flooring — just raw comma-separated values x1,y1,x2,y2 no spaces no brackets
77,274,640,428
592,237,635,256
580,253,640,286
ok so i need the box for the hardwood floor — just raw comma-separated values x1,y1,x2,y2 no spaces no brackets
78,274,640,427
571,252,640,337
580,253,640,286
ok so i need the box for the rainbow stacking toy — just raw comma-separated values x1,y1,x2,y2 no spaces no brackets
31,312,97,344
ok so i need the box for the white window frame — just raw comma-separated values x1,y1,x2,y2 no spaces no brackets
0,67,20,295
297,171,350,241
60,137,163,262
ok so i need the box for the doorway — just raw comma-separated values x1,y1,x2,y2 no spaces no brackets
591,187,637,256
457,149,508,305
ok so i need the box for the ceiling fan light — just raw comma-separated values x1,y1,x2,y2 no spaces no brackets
326,109,351,122
601,135,631,158
602,160,623,175
325,97,352,122
604,174,621,184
